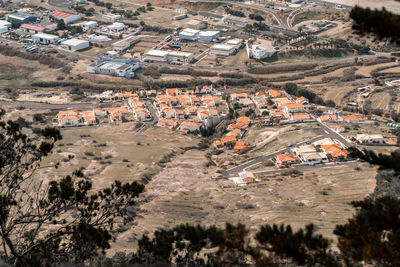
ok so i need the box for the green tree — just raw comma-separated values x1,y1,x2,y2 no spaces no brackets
57,19,67,30
0,111,144,266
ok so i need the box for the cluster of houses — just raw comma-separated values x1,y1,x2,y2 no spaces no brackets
212,116,252,154
155,86,225,133
54,92,151,127
275,138,349,168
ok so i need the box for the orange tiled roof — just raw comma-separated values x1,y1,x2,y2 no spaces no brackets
292,113,310,120
319,114,337,121
276,153,300,163
220,135,237,144
267,89,281,98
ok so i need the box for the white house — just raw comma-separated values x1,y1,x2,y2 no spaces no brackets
210,44,236,56
247,44,277,59
32,33,59,44
107,22,126,32
356,134,384,144
61,39,89,51
179,28,200,41
300,152,329,166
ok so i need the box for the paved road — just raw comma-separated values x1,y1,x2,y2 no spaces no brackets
0,101,97,110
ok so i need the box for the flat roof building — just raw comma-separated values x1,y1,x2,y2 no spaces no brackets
61,38,89,51
112,36,140,52
32,33,59,44
0,20,11,34
144,49,170,62
87,57,139,79
103,14,121,21
179,28,200,41
107,22,126,32
247,44,277,59
6,12,37,24
144,49,193,64
210,44,236,56
82,21,98,30
199,31,220,42
186,19,207,30
51,11,80,24
87,34,111,43
167,51,194,64
223,15,249,27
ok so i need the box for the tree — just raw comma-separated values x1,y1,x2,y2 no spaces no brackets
0,111,144,266
334,196,400,266
105,2,112,9
57,19,67,30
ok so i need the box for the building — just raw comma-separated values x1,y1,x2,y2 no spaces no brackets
227,39,243,49
112,36,140,52
6,12,37,24
20,24,45,34
0,20,11,34
178,121,203,133
50,11,80,24
198,11,224,20
223,15,249,27
174,14,187,20
61,39,89,51
87,57,139,78
179,28,200,41
275,153,301,167
247,44,277,59
82,21,98,30
107,22,126,32
32,33,59,44
103,14,121,21
87,34,111,43
144,49,170,62
167,51,194,64
300,152,329,165
186,19,207,30
230,171,256,186
198,31,220,42
210,44,236,56
356,134,385,144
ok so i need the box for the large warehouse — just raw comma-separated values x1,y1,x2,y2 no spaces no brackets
61,39,89,51
167,51,194,64
87,57,139,79
50,11,80,24
198,31,220,42
210,44,236,56
6,12,37,24
144,49,170,62
32,33,59,44
179,28,200,41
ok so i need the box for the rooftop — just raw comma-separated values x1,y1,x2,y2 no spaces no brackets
180,28,200,36
62,38,89,46
51,11,78,18
211,44,235,51
146,49,170,57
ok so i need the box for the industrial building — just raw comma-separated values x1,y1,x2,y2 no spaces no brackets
247,44,277,59
32,33,59,44
0,20,11,34
20,24,45,34
82,21,98,30
112,36,140,52
179,28,200,41
6,12,37,24
144,49,194,64
198,11,224,20
144,49,170,62
87,34,111,43
227,39,243,49
50,11,80,24
198,31,220,42
61,39,89,51
87,56,139,78
210,44,236,56
186,19,207,30
103,14,121,21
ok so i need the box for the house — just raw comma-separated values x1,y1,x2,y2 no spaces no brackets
239,98,254,107
300,152,329,166
230,171,256,187
133,108,150,121
220,135,237,146
233,141,251,154
292,145,317,156
51,11,80,24
55,110,82,127
237,116,251,124
335,126,345,133
321,144,342,154
61,39,89,51
292,113,311,121
247,44,277,59
296,96,309,106
275,153,301,168
108,106,130,115
212,140,224,151
109,112,124,123
184,106,198,116
226,129,242,138
163,108,176,119
356,134,384,144
267,89,282,98
107,22,126,32
318,114,338,122
82,110,97,125
329,149,349,161
210,44,236,56
200,85,213,94
228,121,248,131
341,114,365,123
284,103,304,114
203,98,215,108
157,118,181,129
166,88,182,95
175,109,186,119
128,98,145,108
178,121,203,133
33,33,59,44
94,108,106,117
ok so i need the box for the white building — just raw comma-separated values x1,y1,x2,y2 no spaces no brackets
103,14,121,21
51,11,80,24
179,28,200,41
247,44,277,59
0,20,11,34
32,33,59,44
107,22,126,32
61,39,89,51
144,49,170,62
300,152,329,166
210,44,236,56
356,134,385,144
87,34,111,43
87,57,139,79
167,51,193,64
82,21,98,30
198,31,220,42
223,15,249,27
